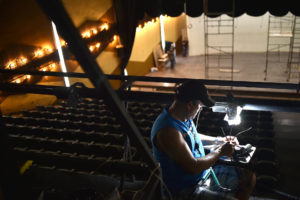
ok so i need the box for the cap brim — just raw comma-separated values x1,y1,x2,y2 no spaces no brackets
202,96,215,107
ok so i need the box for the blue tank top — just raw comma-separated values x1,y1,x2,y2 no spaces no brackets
151,106,207,195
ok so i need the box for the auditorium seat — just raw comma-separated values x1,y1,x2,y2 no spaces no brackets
2,98,279,199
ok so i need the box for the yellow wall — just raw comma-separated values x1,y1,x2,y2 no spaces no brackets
164,14,187,42
127,53,154,76
129,20,161,62
63,0,113,26
127,14,187,76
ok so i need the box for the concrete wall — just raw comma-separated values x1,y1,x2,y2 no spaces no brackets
187,12,293,56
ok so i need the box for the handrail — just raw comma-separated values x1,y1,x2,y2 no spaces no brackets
0,69,299,91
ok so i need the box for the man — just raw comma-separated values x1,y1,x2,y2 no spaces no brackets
151,80,256,200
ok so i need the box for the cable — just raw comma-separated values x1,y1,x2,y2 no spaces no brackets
195,110,201,130
235,127,252,138
130,164,173,200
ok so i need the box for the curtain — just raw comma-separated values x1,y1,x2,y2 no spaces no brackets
113,0,144,73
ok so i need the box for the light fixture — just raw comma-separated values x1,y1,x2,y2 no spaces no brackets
60,39,66,46
45,47,53,53
89,45,95,52
160,15,166,52
6,60,17,69
19,57,28,65
95,43,101,48
100,23,109,31
222,93,243,125
224,104,243,125
51,21,70,87
92,28,98,34
34,49,44,57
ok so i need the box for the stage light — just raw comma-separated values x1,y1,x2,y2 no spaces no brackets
224,104,243,125
45,47,53,53
34,49,44,57
60,40,66,46
6,60,17,69
49,63,56,71
92,28,98,34
19,57,28,65
100,23,109,31
89,45,95,52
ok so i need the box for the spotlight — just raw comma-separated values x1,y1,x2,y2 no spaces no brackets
224,104,242,125
223,93,242,125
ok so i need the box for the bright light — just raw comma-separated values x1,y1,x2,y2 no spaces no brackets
51,21,70,87
82,31,91,38
112,35,118,44
49,63,56,70
89,45,95,52
160,15,166,52
6,60,17,69
95,43,101,48
124,68,128,76
100,23,109,31
19,57,28,65
224,106,243,125
34,49,44,57
45,47,53,53
26,75,31,79
92,29,98,34
136,24,142,32
60,40,66,46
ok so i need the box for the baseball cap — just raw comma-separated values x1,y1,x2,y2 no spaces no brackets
175,80,215,107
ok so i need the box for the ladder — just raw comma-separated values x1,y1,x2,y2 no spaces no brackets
203,0,235,81
264,13,295,81
287,17,300,82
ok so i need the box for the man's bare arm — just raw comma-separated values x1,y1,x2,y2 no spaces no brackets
155,128,234,175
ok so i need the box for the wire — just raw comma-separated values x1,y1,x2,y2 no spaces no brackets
235,127,252,138
130,164,173,200
195,110,201,130
221,127,226,137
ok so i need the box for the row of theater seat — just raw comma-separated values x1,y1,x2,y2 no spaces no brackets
13,146,150,180
23,110,118,124
3,116,122,133
8,133,134,160
36,105,114,116
5,124,124,143
3,99,153,187
4,99,153,181
3,98,279,191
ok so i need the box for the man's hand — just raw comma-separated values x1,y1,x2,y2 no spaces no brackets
224,136,239,146
219,142,234,157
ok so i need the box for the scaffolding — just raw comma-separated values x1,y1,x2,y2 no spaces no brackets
264,13,295,81
203,0,235,81
287,17,300,82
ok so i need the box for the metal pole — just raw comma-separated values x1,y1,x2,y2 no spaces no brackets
36,0,159,170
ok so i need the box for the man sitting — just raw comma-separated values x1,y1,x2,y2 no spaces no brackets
151,80,256,200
